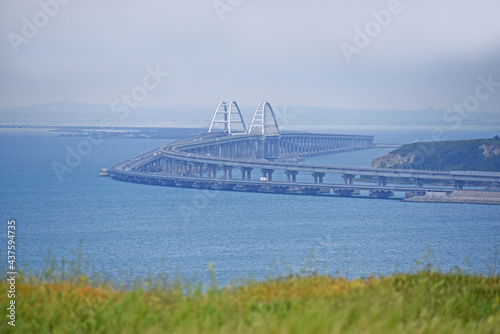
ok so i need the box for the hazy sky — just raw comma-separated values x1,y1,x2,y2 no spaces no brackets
1,0,499,112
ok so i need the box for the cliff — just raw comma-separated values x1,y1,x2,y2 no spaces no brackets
371,137,500,171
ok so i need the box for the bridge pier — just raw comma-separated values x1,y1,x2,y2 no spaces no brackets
342,174,355,185
176,161,182,176
256,138,265,160
206,164,218,178
240,167,253,180
187,163,196,177
222,166,233,179
167,160,175,175
244,140,255,160
179,161,186,176
412,178,425,187
260,168,274,181
264,137,281,160
170,161,177,175
195,163,204,177
312,172,326,183
376,176,388,186
285,170,298,182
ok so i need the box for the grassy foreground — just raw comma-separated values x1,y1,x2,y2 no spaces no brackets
1,269,499,333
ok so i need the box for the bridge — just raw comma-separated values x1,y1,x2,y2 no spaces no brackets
109,101,500,199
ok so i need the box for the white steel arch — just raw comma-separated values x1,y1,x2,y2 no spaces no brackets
248,101,280,136
208,101,247,134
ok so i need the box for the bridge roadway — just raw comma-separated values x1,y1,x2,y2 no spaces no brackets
158,146,500,185
176,132,375,160
111,170,454,197
110,133,500,197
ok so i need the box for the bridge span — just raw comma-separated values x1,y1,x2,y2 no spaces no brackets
109,101,500,199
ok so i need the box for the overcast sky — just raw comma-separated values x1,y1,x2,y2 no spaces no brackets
1,0,499,112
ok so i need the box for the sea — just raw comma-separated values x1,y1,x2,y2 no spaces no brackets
0,128,499,286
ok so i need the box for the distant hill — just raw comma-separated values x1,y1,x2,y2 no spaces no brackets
371,137,500,171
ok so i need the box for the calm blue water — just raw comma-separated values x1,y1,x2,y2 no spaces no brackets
0,129,499,286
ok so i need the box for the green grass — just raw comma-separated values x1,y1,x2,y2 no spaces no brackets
1,265,499,333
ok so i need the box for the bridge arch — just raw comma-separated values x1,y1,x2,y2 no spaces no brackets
208,101,247,134
248,101,280,136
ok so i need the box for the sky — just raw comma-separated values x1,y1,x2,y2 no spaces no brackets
1,0,500,112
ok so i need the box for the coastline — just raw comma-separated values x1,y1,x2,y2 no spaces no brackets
403,190,500,205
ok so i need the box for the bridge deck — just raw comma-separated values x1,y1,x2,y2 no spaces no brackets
110,132,500,200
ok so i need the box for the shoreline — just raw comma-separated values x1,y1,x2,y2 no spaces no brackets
404,190,500,205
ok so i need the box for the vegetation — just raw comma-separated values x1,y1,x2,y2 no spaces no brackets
372,137,500,171
1,257,499,333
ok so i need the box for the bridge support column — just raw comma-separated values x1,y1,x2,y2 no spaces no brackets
194,163,204,177
186,163,193,176
181,162,188,176
285,170,298,182
171,161,177,175
222,166,233,179
240,167,253,180
342,174,355,185
263,137,281,160
260,168,274,181
412,178,424,187
255,138,265,160
208,165,218,178
192,164,200,177
312,172,326,183
177,162,182,175
164,160,170,174
167,160,173,175
376,176,388,186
